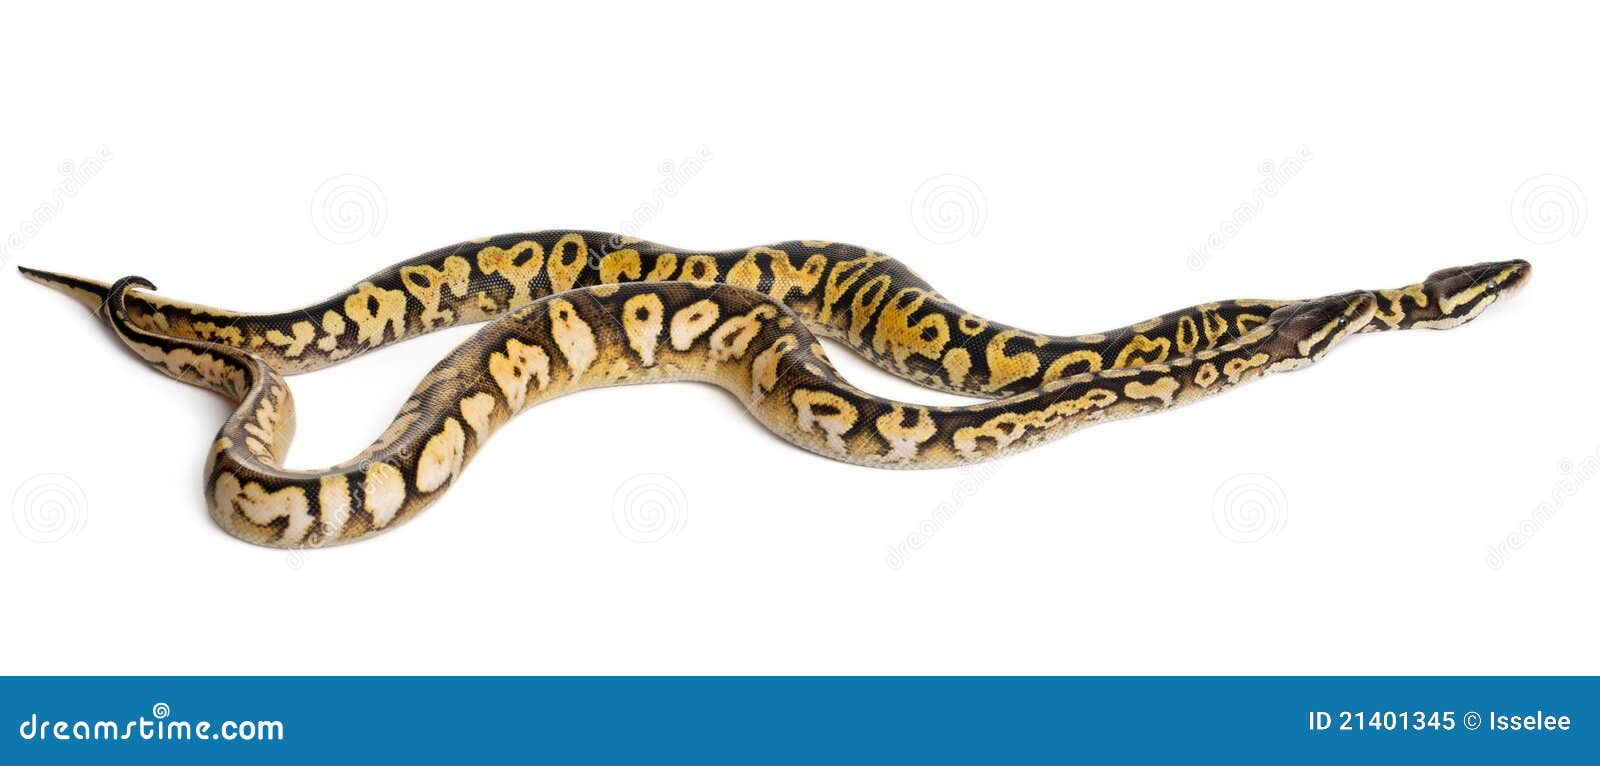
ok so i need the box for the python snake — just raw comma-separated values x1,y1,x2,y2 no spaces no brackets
20,232,1530,548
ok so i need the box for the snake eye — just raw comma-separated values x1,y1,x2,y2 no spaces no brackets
1336,316,1349,325
1484,279,1498,291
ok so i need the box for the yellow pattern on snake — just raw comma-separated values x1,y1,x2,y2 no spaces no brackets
19,232,1530,548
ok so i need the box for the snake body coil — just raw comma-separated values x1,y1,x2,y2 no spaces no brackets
20,232,1530,548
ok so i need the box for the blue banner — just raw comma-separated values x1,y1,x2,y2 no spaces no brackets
2,677,1591,763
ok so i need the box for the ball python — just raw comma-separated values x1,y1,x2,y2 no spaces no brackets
19,233,1530,548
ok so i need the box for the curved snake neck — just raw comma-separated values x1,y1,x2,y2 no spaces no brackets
22,232,1530,548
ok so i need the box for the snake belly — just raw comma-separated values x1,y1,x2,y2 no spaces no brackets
20,234,1529,549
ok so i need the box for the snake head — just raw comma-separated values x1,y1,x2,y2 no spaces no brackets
1268,291,1378,361
1366,260,1531,332
1417,259,1531,328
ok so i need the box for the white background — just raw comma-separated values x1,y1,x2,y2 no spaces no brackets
1,2,1594,674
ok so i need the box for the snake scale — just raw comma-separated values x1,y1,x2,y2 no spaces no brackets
20,231,1530,548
